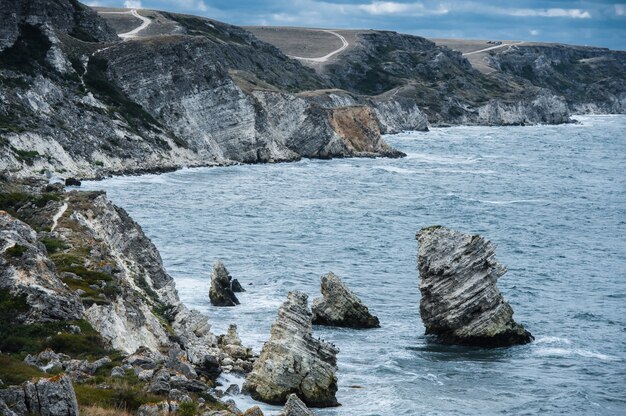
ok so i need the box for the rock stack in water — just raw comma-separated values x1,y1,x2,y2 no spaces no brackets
243,291,339,407
416,226,533,347
209,261,240,306
311,272,380,328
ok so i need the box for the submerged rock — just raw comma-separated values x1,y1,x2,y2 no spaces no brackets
209,261,240,306
311,272,380,329
243,291,339,407
278,394,315,416
416,226,533,347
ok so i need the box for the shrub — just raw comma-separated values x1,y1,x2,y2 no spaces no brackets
41,237,68,253
5,244,27,258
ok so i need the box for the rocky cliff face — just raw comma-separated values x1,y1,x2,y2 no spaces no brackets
0,1,409,180
0,179,251,414
488,44,626,114
244,291,339,407
0,374,79,416
317,31,572,125
416,226,533,347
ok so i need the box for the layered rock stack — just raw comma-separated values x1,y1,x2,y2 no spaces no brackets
209,261,240,306
416,226,533,347
243,291,339,407
311,272,380,328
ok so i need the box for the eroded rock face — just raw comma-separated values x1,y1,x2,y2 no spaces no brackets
243,292,339,407
209,261,240,307
416,226,533,347
0,211,83,323
0,375,79,416
311,272,380,329
278,393,315,416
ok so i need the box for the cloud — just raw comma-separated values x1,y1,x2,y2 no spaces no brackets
529,29,540,36
351,1,449,17
123,0,142,8
616,5,626,16
507,8,592,19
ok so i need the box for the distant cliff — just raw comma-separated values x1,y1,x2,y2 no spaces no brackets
0,0,624,179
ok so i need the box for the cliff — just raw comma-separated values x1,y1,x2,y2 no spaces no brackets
0,1,407,180
3,1,624,180
0,178,252,415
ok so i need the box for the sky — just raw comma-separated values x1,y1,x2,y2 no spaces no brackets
88,0,626,50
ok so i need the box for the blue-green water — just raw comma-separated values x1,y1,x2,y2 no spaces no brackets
83,115,626,415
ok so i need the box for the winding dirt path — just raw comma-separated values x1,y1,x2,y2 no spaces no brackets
290,30,349,62
463,41,524,56
99,9,152,39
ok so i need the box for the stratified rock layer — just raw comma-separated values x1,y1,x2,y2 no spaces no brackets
416,226,533,347
0,375,79,416
243,292,339,407
311,272,380,328
209,261,239,306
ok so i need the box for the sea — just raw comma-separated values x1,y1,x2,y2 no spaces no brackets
82,115,626,415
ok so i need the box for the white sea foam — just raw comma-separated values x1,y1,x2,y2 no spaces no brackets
374,166,416,174
534,347,614,361
404,153,478,164
535,336,572,345
478,199,545,205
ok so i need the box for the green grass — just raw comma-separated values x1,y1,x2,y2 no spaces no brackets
41,238,68,254
5,244,27,258
0,291,110,359
0,191,63,216
179,401,199,416
74,379,163,412
14,149,40,165
0,319,110,359
0,289,29,320
0,355,46,385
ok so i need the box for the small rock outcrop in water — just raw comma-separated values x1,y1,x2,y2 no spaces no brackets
209,261,240,306
278,394,315,416
243,292,339,407
416,226,533,347
231,278,245,292
311,272,380,328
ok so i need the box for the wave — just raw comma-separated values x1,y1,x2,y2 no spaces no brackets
534,347,614,361
404,153,479,165
374,166,416,174
534,336,572,345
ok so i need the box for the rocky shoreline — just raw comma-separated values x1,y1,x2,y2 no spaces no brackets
0,0,621,414
0,175,538,415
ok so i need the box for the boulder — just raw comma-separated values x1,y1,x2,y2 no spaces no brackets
64,178,81,187
278,394,315,416
231,279,245,292
243,291,339,407
243,406,264,416
209,261,239,306
0,375,79,416
416,226,533,347
311,272,380,328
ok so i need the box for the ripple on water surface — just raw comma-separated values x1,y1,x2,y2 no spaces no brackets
83,116,626,415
